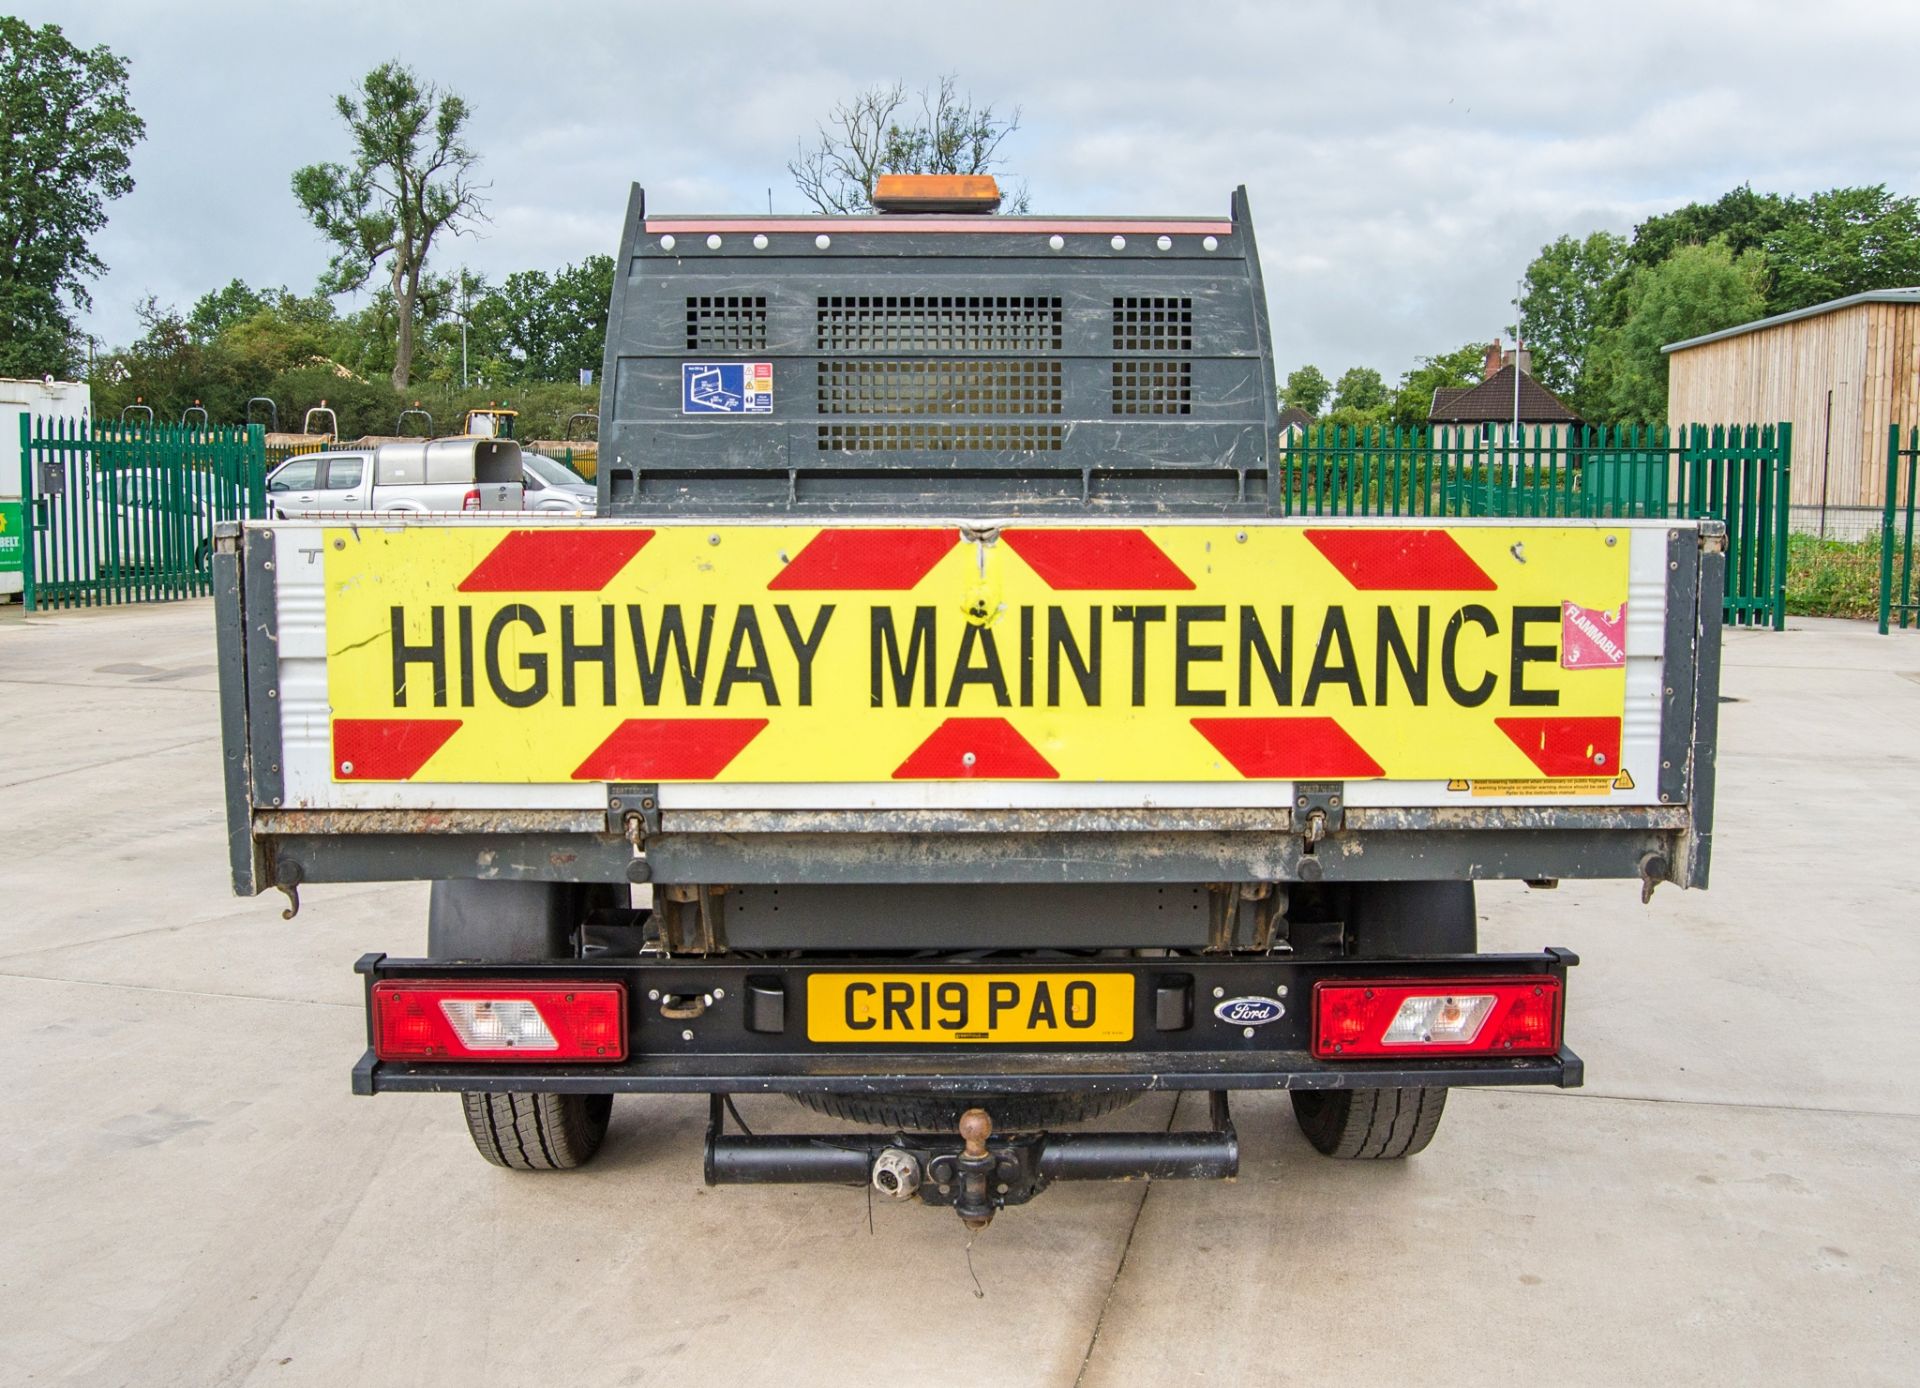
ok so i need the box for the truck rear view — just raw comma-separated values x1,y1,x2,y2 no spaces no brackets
215,177,1722,1225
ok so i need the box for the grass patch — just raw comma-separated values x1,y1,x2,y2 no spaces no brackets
1784,532,1910,620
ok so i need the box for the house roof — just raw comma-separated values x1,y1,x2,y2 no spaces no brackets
1661,287,1920,354
1276,405,1312,432
1426,365,1581,424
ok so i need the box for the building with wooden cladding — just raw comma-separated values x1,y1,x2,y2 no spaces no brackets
1664,288,1920,531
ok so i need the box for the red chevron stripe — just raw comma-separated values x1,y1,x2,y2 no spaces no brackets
333,718,462,780
1496,716,1622,777
1001,528,1194,590
769,528,958,590
1190,717,1385,779
571,718,768,781
892,717,1059,779
458,529,654,592
1304,529,1495,591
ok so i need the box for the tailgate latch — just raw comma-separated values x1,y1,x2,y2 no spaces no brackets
609,783,660,883
1294,781,1345,880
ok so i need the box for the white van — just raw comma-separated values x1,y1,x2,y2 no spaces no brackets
266,439,524,517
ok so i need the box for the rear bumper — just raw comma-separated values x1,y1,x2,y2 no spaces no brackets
350,948,1582,1096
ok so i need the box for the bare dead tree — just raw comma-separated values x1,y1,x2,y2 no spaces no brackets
788,75,1030,214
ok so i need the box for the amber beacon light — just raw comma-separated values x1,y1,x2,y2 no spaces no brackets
870,174,1003,213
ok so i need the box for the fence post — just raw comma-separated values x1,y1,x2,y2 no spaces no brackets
1772,421,1792,630
19,413,35,612
1882,425,1899,635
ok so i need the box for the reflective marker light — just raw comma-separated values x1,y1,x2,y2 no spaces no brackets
1312,978,1560,1058
373,981,627,1062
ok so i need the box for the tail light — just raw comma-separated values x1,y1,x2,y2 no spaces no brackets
373,980,626,1061
1312,978,1561,1059
461,486,482,511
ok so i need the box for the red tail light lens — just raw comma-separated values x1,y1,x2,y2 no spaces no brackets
373,981,626,1062
461,486,482,512
1312,978,1561,1059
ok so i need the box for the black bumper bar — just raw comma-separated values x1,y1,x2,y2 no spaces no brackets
351,948,1582,1097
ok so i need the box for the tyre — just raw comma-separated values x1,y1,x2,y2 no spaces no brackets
1292,880,1476,1159
1290,1086,1448,1159
429,880,624,1171
461,1092,612,1170
789,1089,1141,1131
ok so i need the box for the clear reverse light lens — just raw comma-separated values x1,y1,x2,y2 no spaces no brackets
439,998,558,1050
1381,993,1496,1046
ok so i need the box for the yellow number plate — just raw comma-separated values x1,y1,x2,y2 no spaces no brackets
805,973,1135,1044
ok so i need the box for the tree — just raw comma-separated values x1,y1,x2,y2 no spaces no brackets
1629,184,1788,271
1763,185,1920,313
1332,366,1388,413
1519,230,1629,414
187,279,271,342
0,18,145,376
790,75,1029,214
1594,239,1769,423
1281,364,1330,415
292,62,486,389
1389,343,1488,430
469,255,614,382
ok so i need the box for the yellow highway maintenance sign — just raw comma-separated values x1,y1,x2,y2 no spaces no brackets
320,522,1631,784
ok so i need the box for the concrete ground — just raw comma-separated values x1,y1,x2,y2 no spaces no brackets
2,600,1916,1387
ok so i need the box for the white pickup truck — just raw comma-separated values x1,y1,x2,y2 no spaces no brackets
264,439,523,518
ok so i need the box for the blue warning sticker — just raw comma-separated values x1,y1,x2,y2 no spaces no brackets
682,362,773,414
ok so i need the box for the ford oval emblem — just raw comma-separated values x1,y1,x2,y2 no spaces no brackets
1214,996,1285,1026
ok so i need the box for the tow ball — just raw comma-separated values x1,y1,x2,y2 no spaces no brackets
871,1111,996,1227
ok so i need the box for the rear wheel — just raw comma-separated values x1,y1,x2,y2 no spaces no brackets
1293,879,1475,1160
1290,1086,1448,1158
790,1089,1140,1131
461,1092,612,1170
429,880,624,1171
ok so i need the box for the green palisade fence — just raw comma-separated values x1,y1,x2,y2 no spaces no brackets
1882,426,1919,634
21,419,266,611
1276,422,1790,628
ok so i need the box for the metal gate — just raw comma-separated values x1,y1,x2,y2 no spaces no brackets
1882,425,1918,634
1277,421,1790,628
20,419,265,611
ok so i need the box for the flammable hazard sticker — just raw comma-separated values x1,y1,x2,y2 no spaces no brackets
320,523,1633,783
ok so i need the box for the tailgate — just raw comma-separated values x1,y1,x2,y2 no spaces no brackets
215,514,1721,893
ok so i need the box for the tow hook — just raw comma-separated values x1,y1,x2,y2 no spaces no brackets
871,1148,922,1200
951,1109,996,1231
1638,851,1670,905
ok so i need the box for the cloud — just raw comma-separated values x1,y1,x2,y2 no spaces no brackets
18,0,1920,381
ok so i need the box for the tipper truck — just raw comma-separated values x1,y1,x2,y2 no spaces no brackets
214,175,1722,1225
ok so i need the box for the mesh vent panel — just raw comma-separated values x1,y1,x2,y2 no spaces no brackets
817,360,1063,415
1111,360,1193,415
1112,297,1193,352
817,296,1063,352
817,423,1065,452
686,296,767,351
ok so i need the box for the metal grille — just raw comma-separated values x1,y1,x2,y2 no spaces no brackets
686,295,767,351
1111,360,1192,415
817,423,1065,452
816,296,1063,352
816,360,1063,416
1112,297,1193,352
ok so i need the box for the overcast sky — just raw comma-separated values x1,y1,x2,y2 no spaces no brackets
20,0,1920,379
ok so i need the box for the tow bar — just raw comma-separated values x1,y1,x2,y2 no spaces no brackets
703,1092,1240,1226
